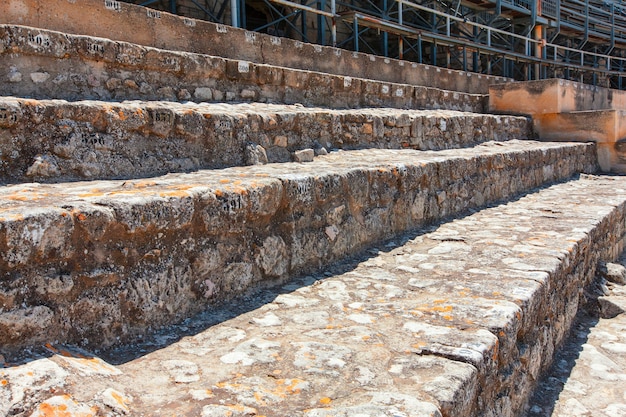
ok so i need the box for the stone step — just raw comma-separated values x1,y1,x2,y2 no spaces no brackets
533,109,626,173
0,0,510,95
0,140,596,356
3,173,626,417
0,98,532,184
489,79,626,174
489,79,626,115
0,24,488,112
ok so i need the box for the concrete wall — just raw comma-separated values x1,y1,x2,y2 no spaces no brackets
489,79,626,173
489,78,626,115
0,0,511,94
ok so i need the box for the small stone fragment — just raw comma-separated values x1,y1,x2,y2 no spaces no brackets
598,296,626,318
315,147,328,156
123,79,139,90
26,155,61,178
105,77,122,90
293,149,315,163
8,69,22,83
274,135,288,147
245,143,268,165
30,72,50,83
194,87,213,101
100,388,132,414
240,88,256,99
598,262,626,285
178,88,192,100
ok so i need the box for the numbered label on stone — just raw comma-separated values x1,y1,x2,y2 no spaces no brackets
28,33,51,49
0,107,20,127
82,133,105,146
245,32,256,43
221,194,244,214
104,0,122,11
86,42,105,55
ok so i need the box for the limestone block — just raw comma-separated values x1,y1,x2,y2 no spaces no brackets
293,148,315,163
598,262,626,285
244,143,268,165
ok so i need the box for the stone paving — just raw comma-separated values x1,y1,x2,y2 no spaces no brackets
0,141,596,354
3,174,626,417
525,264,626,417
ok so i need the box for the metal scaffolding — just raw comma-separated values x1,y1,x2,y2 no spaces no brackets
123,0,626,88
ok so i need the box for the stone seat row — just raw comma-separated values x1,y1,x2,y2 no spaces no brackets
0,24,485,112
0,0,509,95
0,98,531,184
5,168,626,417
0,140,596,356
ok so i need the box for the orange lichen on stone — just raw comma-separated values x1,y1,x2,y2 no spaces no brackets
432,305,453,313
7,194,29,201
77,192,105,198
319,397,332,405
492,339,500,361
159,190,191,198
111,391,130,410
1,379,7,386
134,181,157,188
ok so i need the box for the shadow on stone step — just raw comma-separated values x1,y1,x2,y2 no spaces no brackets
523,262,626,416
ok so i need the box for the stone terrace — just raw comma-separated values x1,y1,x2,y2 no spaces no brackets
0,99,530,183
1,0,625,416
3,174,626,417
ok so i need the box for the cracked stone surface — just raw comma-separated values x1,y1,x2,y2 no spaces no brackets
3,174,626,416
0,97,531,183
526,273,626,417
0,141,596,353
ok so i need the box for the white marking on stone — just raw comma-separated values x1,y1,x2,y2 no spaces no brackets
104,0,121,11
245,32,257,43
238,61,250,73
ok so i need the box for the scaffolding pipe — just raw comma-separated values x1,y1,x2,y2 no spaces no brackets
231,0,239,27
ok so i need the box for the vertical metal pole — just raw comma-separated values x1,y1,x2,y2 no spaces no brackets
418,34,422,63
383,0,388,57
534,25,543,80
231,0,239,27
318,0,326,45
463,46,467,71
170,0,176,14
354,15,359,52
331,0,336,47
398,1,403,59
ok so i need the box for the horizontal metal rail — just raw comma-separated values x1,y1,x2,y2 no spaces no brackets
268,0,338,18
396,0,626,74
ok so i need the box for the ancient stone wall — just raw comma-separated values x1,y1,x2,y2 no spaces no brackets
0,25,487,113
0,141,597,355
0,98,532,183
0,0,511,94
